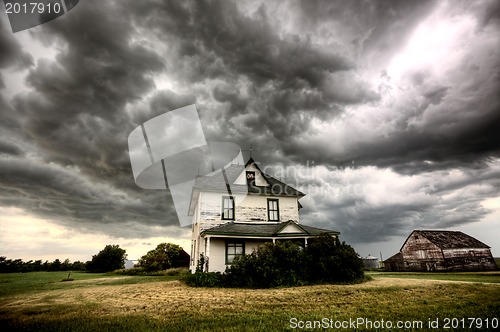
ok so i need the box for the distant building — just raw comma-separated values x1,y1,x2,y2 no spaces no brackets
173,249,190,268
124,260,136,269
384,230,496,272
362,254,379,269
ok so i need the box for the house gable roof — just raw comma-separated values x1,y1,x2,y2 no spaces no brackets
201,220,339,238
192,158,305,197
276,222,305,234
403,230,491,250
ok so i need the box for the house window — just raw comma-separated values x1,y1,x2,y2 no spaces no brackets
246,171,255,186
226,241,244,264
268,198,279,221
221,196,234,220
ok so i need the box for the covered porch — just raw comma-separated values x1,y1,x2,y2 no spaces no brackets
196,220,340,273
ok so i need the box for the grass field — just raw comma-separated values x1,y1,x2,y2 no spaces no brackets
366,271,500,283
1,271,499,331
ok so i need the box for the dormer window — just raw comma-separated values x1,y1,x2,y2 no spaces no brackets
246,171,255,186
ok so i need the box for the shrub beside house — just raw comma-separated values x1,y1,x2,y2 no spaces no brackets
186,234,365,288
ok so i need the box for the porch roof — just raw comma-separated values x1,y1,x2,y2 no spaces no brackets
201,220,340,238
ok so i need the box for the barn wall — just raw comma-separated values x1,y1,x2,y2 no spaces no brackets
442,248,492,258
386,232,497,272
442,249,497,271
401,233,443,260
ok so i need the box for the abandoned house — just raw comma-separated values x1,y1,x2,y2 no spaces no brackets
189,157,339,273
384,230,497,272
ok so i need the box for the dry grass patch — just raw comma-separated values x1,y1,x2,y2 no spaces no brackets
1,276,499,331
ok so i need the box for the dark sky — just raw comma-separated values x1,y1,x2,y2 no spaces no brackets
1,0,499,260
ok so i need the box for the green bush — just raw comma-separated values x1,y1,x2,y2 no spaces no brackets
305,234,364,283
116,267,189,277
225,241,306,288
115,267,146,276
163,267,189,276
185,234,365,288
184,271,225,287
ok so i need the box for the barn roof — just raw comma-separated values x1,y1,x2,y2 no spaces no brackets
201,220,339,238
384,252,403,262
412,230,491,249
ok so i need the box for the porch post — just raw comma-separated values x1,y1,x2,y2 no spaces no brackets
304,237,308,248
272,238,276,244
205,236,211,272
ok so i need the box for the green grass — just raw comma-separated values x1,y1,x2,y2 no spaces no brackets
1,271,499,331
0,271,176,297
367,271,500,283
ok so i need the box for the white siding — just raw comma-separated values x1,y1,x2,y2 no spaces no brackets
279,223,303,234
199,191,222,223
197,191,300,224
206,238,226,272
237,195,299,222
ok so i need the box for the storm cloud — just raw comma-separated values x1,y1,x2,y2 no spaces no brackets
1,0,499,258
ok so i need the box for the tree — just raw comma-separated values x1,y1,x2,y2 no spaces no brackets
71,261,86,271
138,243,184,272
49,259,62,271
87,245,127,273
61,259,72,271
305,234,364,283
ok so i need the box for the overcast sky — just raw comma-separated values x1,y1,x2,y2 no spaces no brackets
1,0,499,262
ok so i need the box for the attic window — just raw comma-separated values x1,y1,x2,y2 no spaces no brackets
246,171,255,186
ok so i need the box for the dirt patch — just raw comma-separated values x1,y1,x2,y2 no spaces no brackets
71,276,133,284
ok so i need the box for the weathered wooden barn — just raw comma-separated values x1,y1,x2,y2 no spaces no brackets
384,230,496,272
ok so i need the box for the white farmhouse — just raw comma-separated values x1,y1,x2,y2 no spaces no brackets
189,157,339,273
